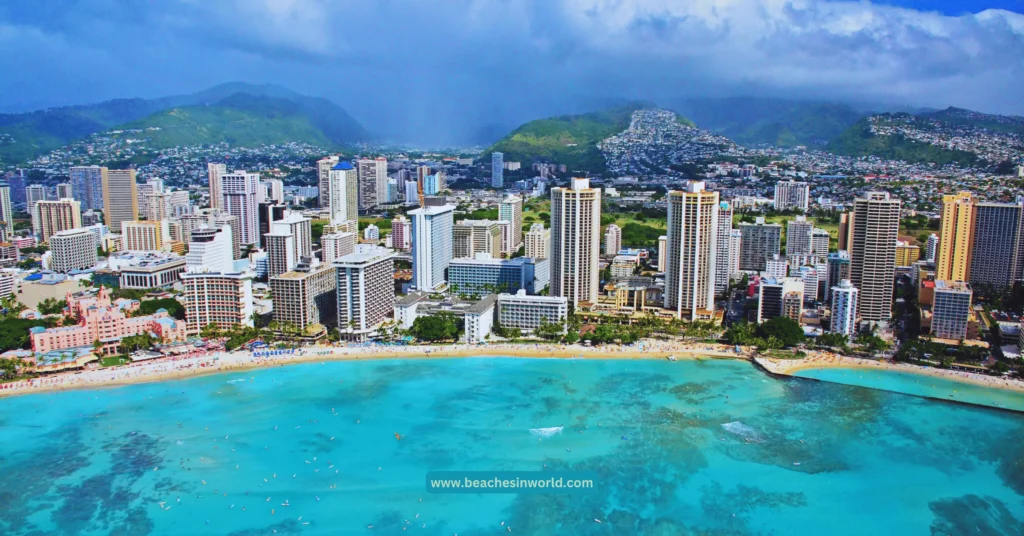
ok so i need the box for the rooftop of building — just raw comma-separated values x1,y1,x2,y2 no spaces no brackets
934,280,972,293
332,161,354,171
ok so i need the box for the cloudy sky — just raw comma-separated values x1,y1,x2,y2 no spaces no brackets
0,0,1021,144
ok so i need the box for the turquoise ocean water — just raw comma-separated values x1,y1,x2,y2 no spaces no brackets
1,357,1023,535
793,366,1024,412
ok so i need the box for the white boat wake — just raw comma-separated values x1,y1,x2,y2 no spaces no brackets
530,426,563,438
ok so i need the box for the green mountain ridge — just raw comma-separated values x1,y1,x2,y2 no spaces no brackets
0,83,369,164
484,102,688,174
827,114,981,166
117,93,367,150
672,97,866,148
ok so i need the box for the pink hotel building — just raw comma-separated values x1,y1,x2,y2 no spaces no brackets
30,287,186,354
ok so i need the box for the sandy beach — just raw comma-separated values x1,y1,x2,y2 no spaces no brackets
0,340,743,398
755,352,1024,394
3,339,1024,400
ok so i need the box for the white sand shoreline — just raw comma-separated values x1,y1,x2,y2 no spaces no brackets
3,341,1023,402
0,341,742,398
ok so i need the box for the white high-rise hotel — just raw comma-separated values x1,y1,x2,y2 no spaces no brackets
410,200,455,291
664,182,719,321
830,279,858,338
550,178,600,307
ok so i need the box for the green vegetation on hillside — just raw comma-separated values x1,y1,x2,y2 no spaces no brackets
923,107,1024,135
829,117,980,166
674,97,865,147
0,82,368,164
117,93,363,150
485,103,649,174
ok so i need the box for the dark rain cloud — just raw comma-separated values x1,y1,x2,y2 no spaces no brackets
0,0,1021,145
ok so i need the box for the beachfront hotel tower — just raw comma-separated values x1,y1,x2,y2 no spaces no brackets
936,191,974,282
849,192,901,323
410,199,455,291
102,169,138,233
550,178,601,308
829,279,858,338
663,182,719,320
181,226,254,333
335,245,396,341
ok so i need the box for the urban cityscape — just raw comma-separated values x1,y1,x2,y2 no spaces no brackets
1,1,1024,535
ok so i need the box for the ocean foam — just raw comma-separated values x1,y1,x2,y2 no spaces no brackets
530,426,563,438
721,421,762,442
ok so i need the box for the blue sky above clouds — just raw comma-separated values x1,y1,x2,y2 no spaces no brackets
0,0,1021,143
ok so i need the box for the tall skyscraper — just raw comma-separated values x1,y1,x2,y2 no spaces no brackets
774,180,810,212
550,178,600,307
220,171,260,246
738,218,782,271
603,224,622,256
453,220,503,259
70,166,104,211
8,175,25,207
932,280,973,340
664,182,719,320
826,251,851,302
838,212,851,251
0,184,11,242
829,280,858,338
811,229,831,256
317,156,340,208
969,202,1023,289
102,169,138,233
499,195,524,251
207,163,227,210
491,152,504,189
728,230,741,277
265,212,312,276
35,199,82,243
122,220,169,252
936,191,974,282
357,158,388,209
335,246,396,340
213,213,242,260
262,179,285,204
329,162,358,222
715,201,733,295
525,223,550,260
657,235,668,272
786,216,814,256
257,202,286,249
271,258,337,330
49,229,97,273
390,215,411,251
182,226,253,333
849,192,901,322
925,234,939,262
410,201,455,290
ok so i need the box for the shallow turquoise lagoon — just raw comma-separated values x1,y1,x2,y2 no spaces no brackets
793,365,1024,412
1,357,1023,535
